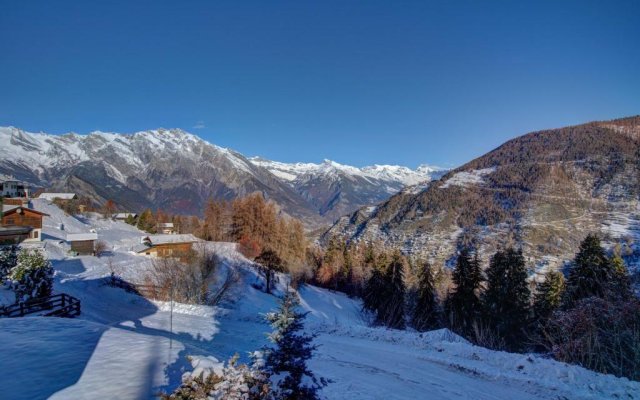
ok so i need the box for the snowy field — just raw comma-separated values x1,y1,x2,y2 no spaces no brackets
0,199,638,399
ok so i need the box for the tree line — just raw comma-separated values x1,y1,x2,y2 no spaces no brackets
356,234,638,380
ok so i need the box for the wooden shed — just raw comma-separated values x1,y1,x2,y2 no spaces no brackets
66,232,98,255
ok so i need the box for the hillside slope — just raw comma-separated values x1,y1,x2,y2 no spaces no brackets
1,201,637,399
325,116,640,273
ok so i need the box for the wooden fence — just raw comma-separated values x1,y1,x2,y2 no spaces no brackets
0,293,81,318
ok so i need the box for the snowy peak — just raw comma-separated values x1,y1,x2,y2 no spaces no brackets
249,157,445,187
0,126,444,225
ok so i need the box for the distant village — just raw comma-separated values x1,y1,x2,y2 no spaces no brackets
0,178,199,260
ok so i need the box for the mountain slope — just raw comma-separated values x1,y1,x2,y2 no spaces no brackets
250,157,445,221
0,127,442,225
324,116,640,273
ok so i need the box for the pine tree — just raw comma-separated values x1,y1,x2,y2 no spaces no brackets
362,266,386,318
482,248,531,350
378,252,406,329
255,249,284,294
445,248,482,336
265,291,327,400
8,249,53,303
411,261,439,331
564,234,614,308
609,254,632,301
533,270,565,322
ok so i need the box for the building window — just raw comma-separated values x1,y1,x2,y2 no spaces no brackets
33,231,39,239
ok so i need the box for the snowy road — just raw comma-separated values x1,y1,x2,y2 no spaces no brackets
314,334,551,400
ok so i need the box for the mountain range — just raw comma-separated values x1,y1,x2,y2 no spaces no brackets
0,126,443,225
324,116,640,273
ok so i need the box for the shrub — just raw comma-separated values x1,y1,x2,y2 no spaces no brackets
161,353,271,400
0,245,18,279
544,297,640,381
8,249,54,303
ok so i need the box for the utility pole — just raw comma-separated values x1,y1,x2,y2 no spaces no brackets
170,282,174,349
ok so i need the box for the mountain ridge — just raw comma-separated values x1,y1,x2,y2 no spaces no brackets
0,126,443,225
323,115,640,273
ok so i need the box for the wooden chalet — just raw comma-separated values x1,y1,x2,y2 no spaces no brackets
133,234,198,262
37,192,78,203
1,205,49,242
156,222,175,234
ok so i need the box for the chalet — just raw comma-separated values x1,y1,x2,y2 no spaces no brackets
113,212,138,221
133,234,198,262
66,232,98,255
2,198,30,206
0,226,33,245
0,180,30,198
156,222,175,234
37,192,78,202
1,205,49,242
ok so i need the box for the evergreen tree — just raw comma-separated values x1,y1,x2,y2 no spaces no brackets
8,249,53,303
378,252,406,329
445,248,483,336
0,245,18,279
255,249,284,294
564,234,614,308
411,261,439,331
124,214,136,226
533,269,565,323
482,248,531,350
137,209,155,233
362,266,386,318
265,291,327,399
609,254,632,301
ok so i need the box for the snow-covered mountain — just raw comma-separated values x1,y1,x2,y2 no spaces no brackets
250,157,446,221
0,126,444,224
324,116,640,273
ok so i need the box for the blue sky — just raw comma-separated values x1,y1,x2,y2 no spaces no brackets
1,1,639,168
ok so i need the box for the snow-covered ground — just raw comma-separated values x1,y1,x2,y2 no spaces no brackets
441,167,496,189
0,199,638,399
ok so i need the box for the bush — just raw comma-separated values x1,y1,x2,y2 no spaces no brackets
8,249,54,303
544,297,640,381
94,240,109,257
146,249,219,304
161,353,271,400
0,245,18,279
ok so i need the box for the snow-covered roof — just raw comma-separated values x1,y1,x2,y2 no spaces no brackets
2,205,19,213
147,234,198,245
113,212,137,219
66,232,98,242
38,192,77,200
1,204,49,216
156,222,174,228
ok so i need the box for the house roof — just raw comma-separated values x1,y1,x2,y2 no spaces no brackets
148,234,198,245
114,213,138,219
2,205,50,216
37,192,77,200
66,233,98,241
157,222,174,228
0,225,33,236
